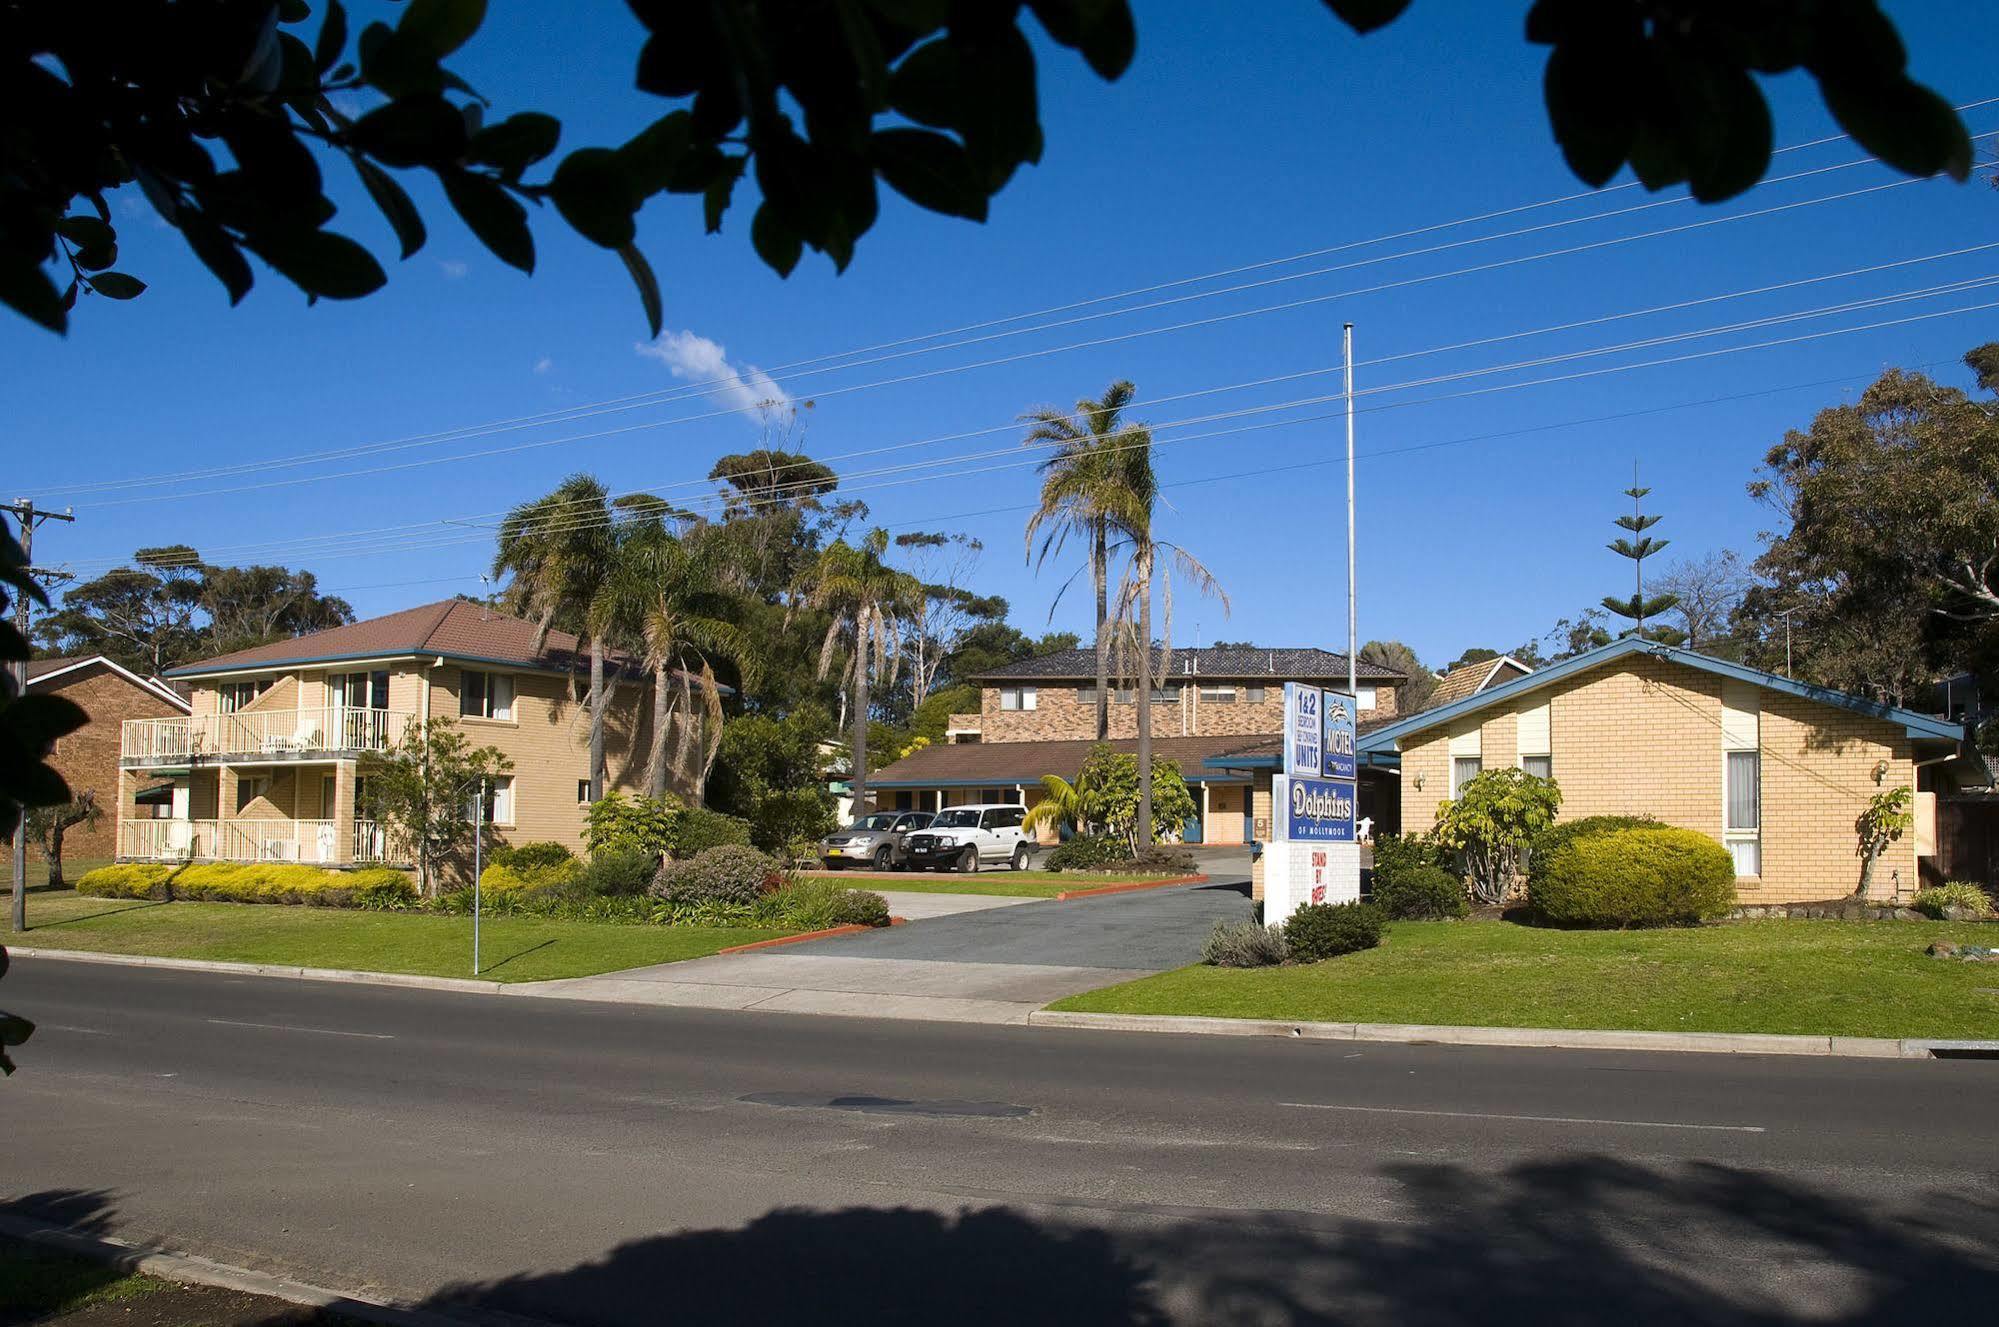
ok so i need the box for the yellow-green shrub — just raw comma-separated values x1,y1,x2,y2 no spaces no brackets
76,864,174,899
78,862,415,909
1531,827,1735,927
477,858,582,895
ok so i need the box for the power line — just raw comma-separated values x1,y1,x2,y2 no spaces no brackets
28,107,1993,503
86,283,1996,577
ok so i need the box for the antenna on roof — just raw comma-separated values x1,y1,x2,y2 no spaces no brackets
477,574,492,619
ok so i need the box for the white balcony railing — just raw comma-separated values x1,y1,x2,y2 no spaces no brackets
119,817,410,867
121,707,415,764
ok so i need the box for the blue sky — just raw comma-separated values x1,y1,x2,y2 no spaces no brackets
10,0,1999,670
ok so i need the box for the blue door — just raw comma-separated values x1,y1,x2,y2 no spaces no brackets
1183,810,1204,844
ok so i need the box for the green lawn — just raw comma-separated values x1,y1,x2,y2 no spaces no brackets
11,890,792,983
1,856,112,890
0,1237,161,1320
815,869,1182,898
1051,919,1999,1040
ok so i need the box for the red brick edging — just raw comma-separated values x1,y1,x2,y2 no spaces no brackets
717,917,907,955
1056,874,1208,901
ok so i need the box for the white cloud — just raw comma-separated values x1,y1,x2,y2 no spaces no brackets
635,329,790,423
438,259,469,279
533,355,554,375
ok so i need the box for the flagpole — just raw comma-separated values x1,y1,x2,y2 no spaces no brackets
1345,322,1357,702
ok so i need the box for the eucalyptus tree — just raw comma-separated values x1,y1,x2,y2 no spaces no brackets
1022,380,1154,742
807,529,921,815
492,473,619,799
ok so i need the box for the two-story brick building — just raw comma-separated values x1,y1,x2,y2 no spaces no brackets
112,599,693,875
869,646,1405,844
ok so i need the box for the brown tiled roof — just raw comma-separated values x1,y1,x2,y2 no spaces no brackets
26,654,192,710
26,656,85,680
871,735,1259,786
1204,713,1401,768
977,646,1403,683
1425,657,1533,710
164,599,629,678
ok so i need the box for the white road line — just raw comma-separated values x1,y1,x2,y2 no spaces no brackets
206,1019,394,1041
43,1024,111,1036
1280,1102,1765,1133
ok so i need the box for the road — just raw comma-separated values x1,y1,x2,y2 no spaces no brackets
5,957,1997,1325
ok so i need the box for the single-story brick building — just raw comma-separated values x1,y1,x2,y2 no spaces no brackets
1210,639,1980,906
25,655,191,864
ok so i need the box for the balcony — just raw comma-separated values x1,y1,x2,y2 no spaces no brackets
121,707,416,767
119,817,405,866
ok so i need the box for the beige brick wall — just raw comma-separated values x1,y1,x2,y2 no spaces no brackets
978,681,1397,742
1394,655,1919,904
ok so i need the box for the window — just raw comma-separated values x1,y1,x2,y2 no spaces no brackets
1726,751,1760,828
217,679,272,713
1521,754,1552,780
983,807,1025,829
1354,686,1378,710
331,670,390,710
998,685,1037,711
1152,685,1182,704
1245,687,1267,704
1451,757,1482,798
460,670,515,720
319,774,338,820
1199,685,1237,704
578,778,593,803
480,775,515,825
235,775,269,811
1076,686,1096,706
1722,683,1761,877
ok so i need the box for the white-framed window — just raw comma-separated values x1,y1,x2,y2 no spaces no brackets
1245,686,1268,704
460,670,515,720
1076,686,1096,706
1153,685,1182,704
1521,754,1552,781
577,778,592,803
481,775,515,826
1354,685,1378,709
1722,682,1761,878
998,685,1037,711
218,679,272,713
1199,685,1237,705
331,669,390,710
1451,756,1482,798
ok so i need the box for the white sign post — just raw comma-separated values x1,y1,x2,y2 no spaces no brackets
1265,684,1361,925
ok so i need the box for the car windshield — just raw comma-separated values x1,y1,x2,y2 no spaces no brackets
850,814,898,832
932,809,982,828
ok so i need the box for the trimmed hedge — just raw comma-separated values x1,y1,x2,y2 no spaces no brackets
673,808,753,857
652,845,786,907
491,840,575,872
1371,864,1469,920
477,858,583,896
1043,835,1127,872
77,863,417,909
1371,832,1448,884
1283,902,1384,962
1202,918,1288,967
581,846,658,897
1526,815,1659,882
1531,826,1734,926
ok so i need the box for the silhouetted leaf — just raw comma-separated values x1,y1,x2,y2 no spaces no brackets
751,204,802,276
315,0,348,73
1025,0,1136,79
89,272,146,299
549,148,637,249
617,112,692,196
1,260,68,332
617,243,662,337
1317,0,1411,34
398,0,486,59
349,95,468,167
469,112,561,177
180,210,256,304
442,171,533,272
353,157,427,258
872,128,987,219
1543,42,1636,187
1823,79,1973,182
251,228,387,298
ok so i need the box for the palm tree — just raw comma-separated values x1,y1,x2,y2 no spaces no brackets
1022,381,1153,743
608,512,760,803
493,474,619,799
1022,768,1095,840
806,529,920,816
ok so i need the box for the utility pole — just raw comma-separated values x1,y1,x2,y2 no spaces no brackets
1776,604,1805,677
6,498,77,933
1344,323,1357,703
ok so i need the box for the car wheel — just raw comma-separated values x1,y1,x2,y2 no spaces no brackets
821,860,840,872
959,845,978,874
1010,843,1029,871
873,845,894,871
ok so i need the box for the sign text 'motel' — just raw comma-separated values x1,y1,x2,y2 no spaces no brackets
1321,690,1357,781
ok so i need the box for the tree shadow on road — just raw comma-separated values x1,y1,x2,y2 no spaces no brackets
10,1153,1999,1327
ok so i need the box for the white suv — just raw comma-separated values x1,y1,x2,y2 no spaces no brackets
901,803,1032,873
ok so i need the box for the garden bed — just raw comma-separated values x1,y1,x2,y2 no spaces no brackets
1051,917,1999,1040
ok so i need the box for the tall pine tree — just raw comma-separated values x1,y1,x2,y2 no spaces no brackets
1602,467,1684,644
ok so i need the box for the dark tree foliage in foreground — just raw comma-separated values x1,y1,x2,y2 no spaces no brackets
1,0,1971,337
